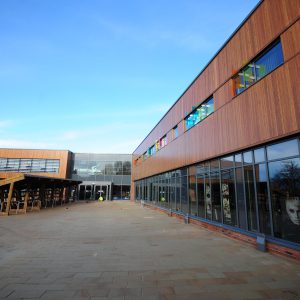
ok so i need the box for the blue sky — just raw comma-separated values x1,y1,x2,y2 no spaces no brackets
0,0,259,153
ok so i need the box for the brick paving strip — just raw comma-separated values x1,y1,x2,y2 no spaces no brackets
0,201,299,300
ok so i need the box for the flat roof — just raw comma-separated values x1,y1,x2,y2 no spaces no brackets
0,174,81,188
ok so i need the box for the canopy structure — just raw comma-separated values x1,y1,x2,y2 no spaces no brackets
0,174,81,216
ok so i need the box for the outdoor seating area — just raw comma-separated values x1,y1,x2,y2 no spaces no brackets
0,174,81,216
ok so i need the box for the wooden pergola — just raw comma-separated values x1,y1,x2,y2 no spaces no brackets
0,174,81,216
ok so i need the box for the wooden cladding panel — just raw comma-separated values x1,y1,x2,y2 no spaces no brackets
281,19,300,61
133,53,300,180
0,149,70,179
133,0,300,159
214,81,233,110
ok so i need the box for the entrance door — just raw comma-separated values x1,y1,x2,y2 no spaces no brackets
79,185,85,200
95,185,101,200
85,185,93,200
78,184,111,201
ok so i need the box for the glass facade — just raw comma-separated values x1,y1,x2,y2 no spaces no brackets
0,158,60,173
234,40,284,95
71,153,131,200
135,136,300,245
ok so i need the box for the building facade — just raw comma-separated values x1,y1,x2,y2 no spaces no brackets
132,0,300,256
0,149,132,201
0,149,72,179
71,153,131,201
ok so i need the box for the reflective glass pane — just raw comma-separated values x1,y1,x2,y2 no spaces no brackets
235,168,247,229
181,176,188,214
122,161,131,175
196,164,206,176
197,175,205,218
6,158,20,171
173,126,178,139
189,166,196,176
170,177,176,210
175,176,181,211
205,181,212,220
255,163,271,234
243,151,253,164
206,97,214,116
189,174,197,216
255,41,284,80
235,154,242,166
244,64,256,88
164,178,169,207
210,159,219,172
19,159,32,172
221,156,234,169
0,158,7,171
267,139,299,161
199,104,207,121
221,169,237,226
244,165,257,231
254,148,265,163
269,158,300,243
211,171,221,222
234,73,245,95
31,160,46,172
185,111,198,130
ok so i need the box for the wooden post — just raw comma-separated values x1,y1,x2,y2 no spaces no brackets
5,182,14,215
23,189,29,213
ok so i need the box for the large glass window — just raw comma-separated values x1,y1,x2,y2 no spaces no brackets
255,163,271,234
205,97,214,117
0,158,7,171
267,139,299,161
31,159,47,172
19,159,32,172
0,158,59,173
243,64,256,88
221,169,237,226
6,159,20,171
175,175,181,211
255,41,284,80
269,158,300,243
244,165,257,231
211,170,221,222
170,174,176,210
234,40,284,95
181,172,188,214
45,160,60,173
235,168,247,229
135,136,300,246
189,167,197,216
197,175,205,218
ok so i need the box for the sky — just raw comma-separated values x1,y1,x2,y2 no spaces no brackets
0,0,260,154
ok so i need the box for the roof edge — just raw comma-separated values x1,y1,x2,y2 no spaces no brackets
132,0,263,154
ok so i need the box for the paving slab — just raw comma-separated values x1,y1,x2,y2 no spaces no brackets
0,201,300,300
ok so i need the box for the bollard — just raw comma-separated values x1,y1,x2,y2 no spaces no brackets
256,233,266,252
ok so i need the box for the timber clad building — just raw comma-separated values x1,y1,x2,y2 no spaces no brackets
0,149,131,215
132,0,300,258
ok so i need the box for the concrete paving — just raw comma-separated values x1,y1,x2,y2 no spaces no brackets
0,201,300,300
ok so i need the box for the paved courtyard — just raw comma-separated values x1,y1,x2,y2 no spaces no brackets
0,201,300,300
